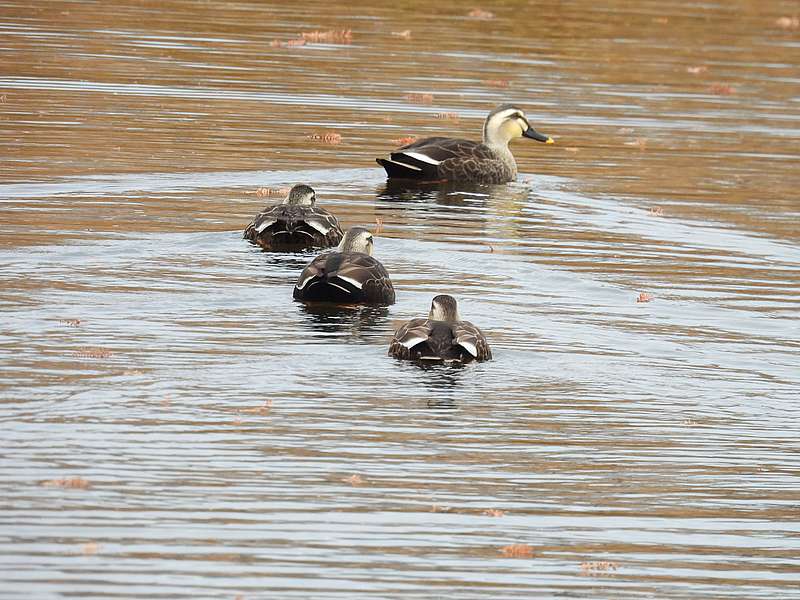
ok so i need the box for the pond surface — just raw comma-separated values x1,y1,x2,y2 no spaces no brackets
1,0,799,598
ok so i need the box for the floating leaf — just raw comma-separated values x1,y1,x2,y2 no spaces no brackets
709,83,735,95
82,542,99,556
775,16,799,30
500,544,534,558
483,79,510,88
636,292,654,303
307,132,342,145
58,318,82,327
686,65,708,75
392,136,417,146
581,561,619,575
343,474,364,486
649,206,664,216
74,347,113,359
482,508,505,517
403,92,434,105
391,29,412,40
248,186,291,198
41,476,91,490
433,112,460,123
301,29,353,44
468,9,495,19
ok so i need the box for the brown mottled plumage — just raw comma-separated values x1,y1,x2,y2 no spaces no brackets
293,227,395,305
388,295,492,362
244,184,343,251
376,104,553,184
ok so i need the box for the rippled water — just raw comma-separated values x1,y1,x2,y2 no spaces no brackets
2,0,799,598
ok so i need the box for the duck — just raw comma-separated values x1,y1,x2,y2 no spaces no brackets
243,184,343,251
293,227,396,305
388,295,492,362
376,104,553,184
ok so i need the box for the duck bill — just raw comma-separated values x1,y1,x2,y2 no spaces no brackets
523,127,554,144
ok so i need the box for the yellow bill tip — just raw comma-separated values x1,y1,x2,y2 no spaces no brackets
546,137,555,144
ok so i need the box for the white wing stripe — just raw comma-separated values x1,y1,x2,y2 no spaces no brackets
401,151,441,165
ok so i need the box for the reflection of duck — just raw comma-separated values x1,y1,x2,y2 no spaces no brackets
293,227,396,305
376,104,553,184
244,184,343,251
389,295,492,363
298,303,390,342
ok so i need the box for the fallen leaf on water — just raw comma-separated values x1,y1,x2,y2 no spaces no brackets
249,187,291,197
500,543,535,558
649,206,664,216
41,476,91,490
430,504,453,513
624,137,648,151
82,542,99,556
686,65,708,75
482,79,510,88
636,292,654,303
392,136,417,146
301,29,353,44
775,16,799,30
270,38,306,48
343,474,364,486
307,132,342,145
74,347,113,359
374,216,384,234
391,29,412,40
709,83,735,95
468,8,495,19
403,92,434,105
482,508,505,517
580,560,619,575
58,318,82,327
433,112,460,123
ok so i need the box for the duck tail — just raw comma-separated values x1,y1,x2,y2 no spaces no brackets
376,157,425,180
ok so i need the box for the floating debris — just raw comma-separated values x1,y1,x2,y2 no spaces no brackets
500,543,534,558
74,347,113,359
636,292,654,303
482,508,505,517
483,79,510,88
307,132,342,145
392,136,417,146
342,474,364,486
624,137,648,151
686,65,708,75
374,216,384,234
270,38,306,48
403,92,434,105
433,112,460,123
391,29,412,40
468,9,495,19
580,560,619,575
58,318,82,327
775,16,799,30
709,83,735,95
649,206,664,216
301,29,353,44
248,186,291,198
82,542,99,556
41,476,91,490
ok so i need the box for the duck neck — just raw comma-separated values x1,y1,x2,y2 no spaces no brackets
485,139,517,177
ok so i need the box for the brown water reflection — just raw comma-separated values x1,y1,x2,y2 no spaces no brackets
2,0,800,598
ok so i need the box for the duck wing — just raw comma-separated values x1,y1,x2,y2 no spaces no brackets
453,320,492,361
388,318,433,359
377,137,496,180
294,252,395,305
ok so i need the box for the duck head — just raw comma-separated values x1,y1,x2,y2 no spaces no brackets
283,184,316,205
337,227,374,254
483,104,553,147
429,294,461,322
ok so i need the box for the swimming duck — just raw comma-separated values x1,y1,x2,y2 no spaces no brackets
243,184,343,251
293,227,396,305
376,104,553,184
388,295,492,362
